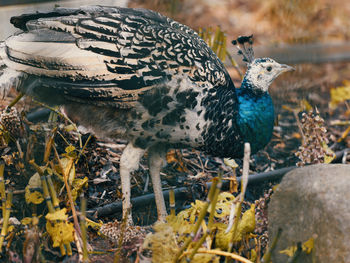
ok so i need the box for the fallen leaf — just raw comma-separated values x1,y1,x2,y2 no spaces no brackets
25,189,44,205
46,221,74,248
280,236,315,257
329,80,350,109
45,208,68,221
60,157,75,185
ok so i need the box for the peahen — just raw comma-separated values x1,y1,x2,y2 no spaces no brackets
0,6,294,224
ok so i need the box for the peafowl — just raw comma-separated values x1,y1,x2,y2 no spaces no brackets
0,6,294,224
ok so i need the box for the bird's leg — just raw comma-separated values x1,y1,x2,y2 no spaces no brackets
119,143,145,225
148,144,168,221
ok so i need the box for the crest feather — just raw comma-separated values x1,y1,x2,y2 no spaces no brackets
232,35,254,64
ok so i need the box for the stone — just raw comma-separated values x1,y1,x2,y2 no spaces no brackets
268,164,350,262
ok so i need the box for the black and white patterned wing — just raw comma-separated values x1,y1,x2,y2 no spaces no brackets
4,6,232,106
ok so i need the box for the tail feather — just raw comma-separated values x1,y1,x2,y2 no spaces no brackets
0,41,27,99
0,68,26,99
0,42,5,68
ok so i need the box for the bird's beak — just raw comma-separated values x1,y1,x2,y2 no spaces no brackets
279,64,295,72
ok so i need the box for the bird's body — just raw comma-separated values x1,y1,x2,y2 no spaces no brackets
0,6,293,223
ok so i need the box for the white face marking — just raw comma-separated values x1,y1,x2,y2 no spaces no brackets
244,58,293,92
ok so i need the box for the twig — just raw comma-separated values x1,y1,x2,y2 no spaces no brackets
16,140,24,160
62,158,82,238
75,134,92,164
181,248,253,263
44,127,57,164
169,188,176,216
0,190,12,252
79,195,89,262
7,92,24,109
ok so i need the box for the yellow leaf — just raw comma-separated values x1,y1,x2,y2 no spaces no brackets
64,145,77,158
142,223,179,262
217,192,235,203
324,155,335,164
208,192,235,218
86,218,103,230
272,184,279,192
60,157,75,184
46,221,74,248
321,142,335,164
8,225,14,233
32,216,39,226
337,125,350,143
238,204,256,234
215,222,238,249
250,248,257,262
302,237,314,254
64,124,76,132
280,237,315,257
300,99,313,112
280,245,296,257
45,208,68,221
21,217,33,225
215,204,256,250
329,81,350,109
71,177,88,201
224,158,238,170
166,211,193,240
65,145,75,154
25,189,44,205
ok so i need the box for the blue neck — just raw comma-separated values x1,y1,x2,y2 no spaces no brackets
200,79,274,158
236,86,274,154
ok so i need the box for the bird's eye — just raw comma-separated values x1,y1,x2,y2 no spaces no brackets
266,66,272,72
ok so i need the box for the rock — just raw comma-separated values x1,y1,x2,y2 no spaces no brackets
268,164,350,262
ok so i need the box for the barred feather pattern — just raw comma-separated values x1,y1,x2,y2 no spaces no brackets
3,6,230,107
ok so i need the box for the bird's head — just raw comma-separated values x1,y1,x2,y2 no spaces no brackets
231,36,294,93
243,57,294,93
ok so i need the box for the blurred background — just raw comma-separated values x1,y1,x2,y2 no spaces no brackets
2,0,350,58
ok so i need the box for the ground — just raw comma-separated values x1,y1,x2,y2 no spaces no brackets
0,0,350,262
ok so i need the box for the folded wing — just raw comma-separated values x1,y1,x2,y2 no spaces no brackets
2,6,231,106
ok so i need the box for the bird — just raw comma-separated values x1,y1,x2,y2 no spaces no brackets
0,5,294,224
